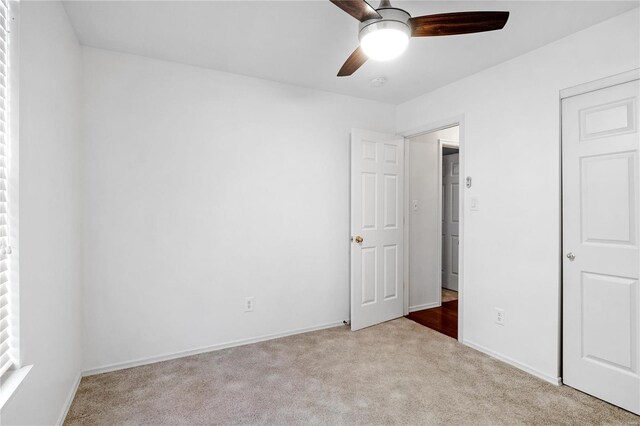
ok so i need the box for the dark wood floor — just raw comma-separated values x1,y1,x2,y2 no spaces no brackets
406,300,458,339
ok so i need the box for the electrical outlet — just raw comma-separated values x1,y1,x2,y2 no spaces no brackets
495,308,505,326
245,297,254,312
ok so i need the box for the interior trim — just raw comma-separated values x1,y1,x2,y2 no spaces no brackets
82,320,347,377
409,301,440,313
560,68,640,100
56,372,82,426
463,338,562,386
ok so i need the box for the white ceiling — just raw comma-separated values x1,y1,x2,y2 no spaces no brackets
61,1,639,104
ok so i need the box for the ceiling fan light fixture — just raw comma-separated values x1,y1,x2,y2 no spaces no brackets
333,1,510,76
358,8,411,61
360,27,409,61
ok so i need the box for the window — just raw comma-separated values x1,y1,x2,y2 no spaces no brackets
0,0,13,379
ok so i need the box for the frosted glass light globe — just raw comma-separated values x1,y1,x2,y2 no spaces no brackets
360,28,409,61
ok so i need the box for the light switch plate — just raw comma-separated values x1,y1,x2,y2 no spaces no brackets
470,197,479,211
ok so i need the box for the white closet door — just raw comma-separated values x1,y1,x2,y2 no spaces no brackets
563,79,640,414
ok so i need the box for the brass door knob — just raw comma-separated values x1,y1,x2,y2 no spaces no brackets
354,235,363,244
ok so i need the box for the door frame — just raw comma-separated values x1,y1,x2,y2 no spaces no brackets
401,115,466,342
559,68,640,382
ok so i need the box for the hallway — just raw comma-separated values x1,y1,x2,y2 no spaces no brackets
406,290,459,339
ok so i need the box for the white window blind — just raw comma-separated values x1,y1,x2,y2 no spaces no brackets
0,0,11,378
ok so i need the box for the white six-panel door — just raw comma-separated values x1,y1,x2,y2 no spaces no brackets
442,153,460,291
562,79,640,414
351,129,404,331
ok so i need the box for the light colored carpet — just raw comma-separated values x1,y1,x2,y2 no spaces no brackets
442,289,458,303
65,318,639,425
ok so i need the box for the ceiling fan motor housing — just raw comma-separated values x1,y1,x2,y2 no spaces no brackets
358,7,411,43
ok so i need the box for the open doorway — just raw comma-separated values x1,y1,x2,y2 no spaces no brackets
404,125,461,339
441,143,460,302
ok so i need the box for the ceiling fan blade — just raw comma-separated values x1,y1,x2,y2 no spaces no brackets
330,0,381,22
337,46,368,77
409,11,509,37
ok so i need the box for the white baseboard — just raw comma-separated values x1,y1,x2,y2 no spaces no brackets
56,372,82,426
409,302,440,313
83,320,347,377
462,339,561,386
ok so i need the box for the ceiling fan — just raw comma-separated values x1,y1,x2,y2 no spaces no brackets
330,0,510,76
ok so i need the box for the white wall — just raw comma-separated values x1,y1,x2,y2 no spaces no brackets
408,126,458,311
1,1,83,424
81,47,396,371
397,8,640,382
